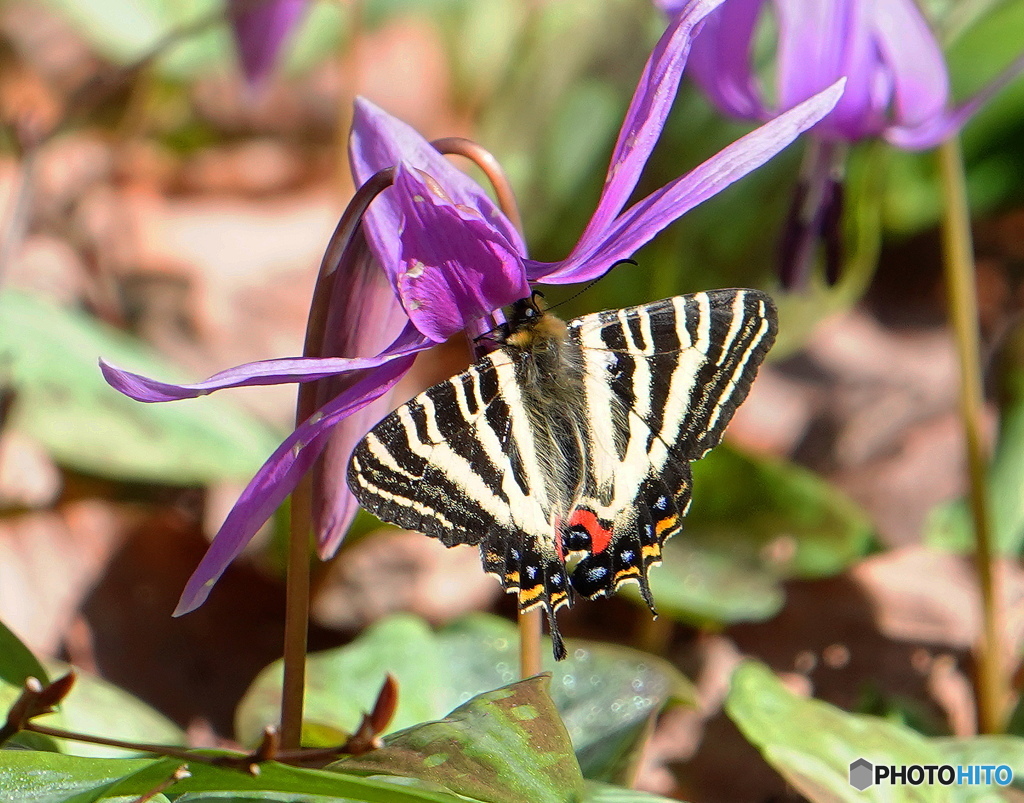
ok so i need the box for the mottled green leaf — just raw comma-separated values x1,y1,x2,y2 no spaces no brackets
727,661,1016,802
0,290,279,484
237,614,692,786
335,676,584,803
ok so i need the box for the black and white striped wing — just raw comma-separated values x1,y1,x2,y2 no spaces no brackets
562,289,777,604
346,347,574,614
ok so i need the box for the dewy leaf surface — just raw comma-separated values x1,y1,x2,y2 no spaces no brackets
334,675,585,803
236,613,692,784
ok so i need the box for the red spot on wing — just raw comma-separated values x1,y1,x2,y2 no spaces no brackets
553,515,565,561
568,508,612,554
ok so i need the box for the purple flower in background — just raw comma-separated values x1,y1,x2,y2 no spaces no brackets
660,0,1024,286
230,0,308,86
102,0,843,615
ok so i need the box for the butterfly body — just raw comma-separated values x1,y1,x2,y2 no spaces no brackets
348,289,777,658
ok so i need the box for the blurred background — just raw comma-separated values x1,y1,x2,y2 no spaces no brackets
1,0,1023,799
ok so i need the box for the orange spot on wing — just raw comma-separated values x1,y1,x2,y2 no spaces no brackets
655,514,679,536
568,508,612,554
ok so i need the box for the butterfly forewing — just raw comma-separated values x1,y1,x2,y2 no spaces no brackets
347,346,574,626
347,288,777,659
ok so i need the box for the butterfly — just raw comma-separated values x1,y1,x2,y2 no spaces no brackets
347,288,777,659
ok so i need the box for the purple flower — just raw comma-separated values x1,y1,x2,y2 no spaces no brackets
673,0,1024,148
662,0,1024,286
229,0,308,87
101,0,843,615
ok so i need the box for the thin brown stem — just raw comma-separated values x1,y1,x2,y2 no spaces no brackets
280,473,312,750
26,722,212,764
937,137,1005,734
518,609,543,677
280,167,396,748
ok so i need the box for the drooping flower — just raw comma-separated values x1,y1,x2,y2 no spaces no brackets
229,0,308,87
661,0,1024,286
101,0,843,615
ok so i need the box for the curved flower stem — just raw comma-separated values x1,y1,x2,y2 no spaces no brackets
937,137,1004,734
431,136,541,675
431,137,525,237
280,167,396,749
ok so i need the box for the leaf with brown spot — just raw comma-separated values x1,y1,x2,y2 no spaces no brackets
334,675,584,803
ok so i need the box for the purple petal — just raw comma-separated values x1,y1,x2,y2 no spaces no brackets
349,98,525,279
99,323,427,402
774,0,887,141
872,0,949,130
687,0,769,121
391,163,528,342
229,0,307,86
532,80,845,283
885,49,1024,150
174,354,415,615
311,231,411,558
775,0,850,111
571,0,727,258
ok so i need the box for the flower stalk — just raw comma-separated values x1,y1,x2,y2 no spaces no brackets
936,136,1004,734
280,167,397,749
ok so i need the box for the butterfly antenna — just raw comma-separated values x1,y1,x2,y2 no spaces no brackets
544,258,638,313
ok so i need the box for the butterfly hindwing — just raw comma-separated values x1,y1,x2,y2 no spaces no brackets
560,289,776,603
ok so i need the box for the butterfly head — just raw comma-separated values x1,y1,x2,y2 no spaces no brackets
503,291,568,352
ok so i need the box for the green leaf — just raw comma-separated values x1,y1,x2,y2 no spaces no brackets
46,665,185,758
582,781,692,803
0,752,163,803
335,676,584,803
236,613,693,785
39,0,226,78
0,663,184,758
935,736,1024,790
726,661,1019,802
0,290,279,484
236,616,445,748
0,618,49,688
0,751,479,803
633,445,873,627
